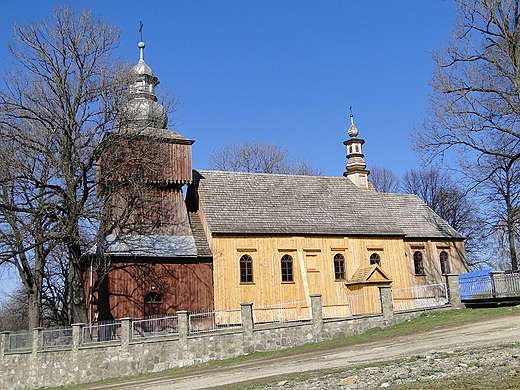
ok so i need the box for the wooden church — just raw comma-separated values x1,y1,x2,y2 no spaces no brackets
88,42,468,322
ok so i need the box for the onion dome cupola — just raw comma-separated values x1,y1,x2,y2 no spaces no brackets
343,113,372,190
119,41,168,130
108,40,194,186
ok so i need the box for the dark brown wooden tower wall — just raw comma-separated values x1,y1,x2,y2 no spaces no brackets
88,43,214,321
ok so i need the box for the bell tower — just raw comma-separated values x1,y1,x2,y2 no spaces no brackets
90,40,213,323
98,40,195,245
343,113,371,189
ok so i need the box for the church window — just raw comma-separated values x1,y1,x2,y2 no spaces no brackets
440,251,450,274
144,292,162,303
334,253,346,280
369,253,381,266
240,254,253,283
413,251,425,275
281,254,294,282
144,292,163,318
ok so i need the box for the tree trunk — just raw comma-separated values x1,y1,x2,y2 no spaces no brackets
507,201,518,271
67,244,88,324
27,289,41,329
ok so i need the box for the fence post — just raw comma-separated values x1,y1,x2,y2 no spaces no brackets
310,294,323,339
32,327,43,354
120,318,132,350
240,303,254,336
378,285,394,319
310,294,323,324
177,311,190,344
490,271,506,298
1,331,9,360
71,323,85,352
445,274,465,309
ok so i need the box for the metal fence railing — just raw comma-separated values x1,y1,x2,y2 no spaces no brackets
252,300,311,325
41,327,73,349
459,275,493,300
8,331,32,352
348,292,382,316
132,316,179,339
392,283,448,311
495,272,520,296
189,309,242,334
322,292,381,319
82,322,121,344
321,296,352,319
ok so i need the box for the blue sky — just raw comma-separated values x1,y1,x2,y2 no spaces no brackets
0,1,456,177
0,1,456,298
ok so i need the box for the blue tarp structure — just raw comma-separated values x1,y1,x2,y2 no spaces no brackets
459,269,494,300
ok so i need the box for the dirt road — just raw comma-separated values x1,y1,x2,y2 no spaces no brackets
85,310,520,390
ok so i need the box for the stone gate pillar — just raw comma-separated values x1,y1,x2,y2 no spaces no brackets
490,271,506,298
378,285,394,319
0,331,10,361
310,294,323,341
240,303,254,336
445,274,465,309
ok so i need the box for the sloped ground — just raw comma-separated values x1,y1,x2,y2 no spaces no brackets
81,309,520,390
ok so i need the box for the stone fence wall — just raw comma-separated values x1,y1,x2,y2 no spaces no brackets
0,275,463,390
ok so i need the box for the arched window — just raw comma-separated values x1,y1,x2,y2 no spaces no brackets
281,254,294,282
144,292,162,303
413,251,425,275
370,253,381,266
144,291,164,318
240,254,253,282
440,251,450,274
333,253,346,280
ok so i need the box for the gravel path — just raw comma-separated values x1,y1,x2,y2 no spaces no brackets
252,343,520,389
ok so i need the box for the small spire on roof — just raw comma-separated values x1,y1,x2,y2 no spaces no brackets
138,21,145,61
138,41,145,61
348,105,358,138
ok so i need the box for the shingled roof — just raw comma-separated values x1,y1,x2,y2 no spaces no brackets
191,170,464,239
379,193,464,239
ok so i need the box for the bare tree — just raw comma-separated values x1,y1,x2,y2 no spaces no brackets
402,168,485,267
369,166,400,193
412,0,520,270
467,154,520,270
0,287,29,331
0,6,130,325
208,140,322,175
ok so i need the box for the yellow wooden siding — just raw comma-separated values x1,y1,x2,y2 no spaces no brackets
405,239,468,286
214,235,461,312
212,235,467,314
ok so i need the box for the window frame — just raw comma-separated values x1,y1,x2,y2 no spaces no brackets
281,254,294,283
333,253,346,280
440,251,450,274
369,253,381,266
413,251,425,276
239,254,254,283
